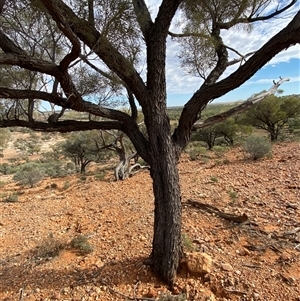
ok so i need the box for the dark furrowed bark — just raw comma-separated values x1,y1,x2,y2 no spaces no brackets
150,143,182,288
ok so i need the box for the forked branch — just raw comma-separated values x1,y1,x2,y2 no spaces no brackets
193,77,290,129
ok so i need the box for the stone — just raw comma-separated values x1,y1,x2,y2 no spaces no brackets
221,263,233,271
145,287,157,298
185,252,213,274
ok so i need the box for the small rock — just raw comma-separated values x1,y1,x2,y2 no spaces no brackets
253,292,260,299
185,252,213,274
239,248,251,256
221,263,233,271
145,287,157,298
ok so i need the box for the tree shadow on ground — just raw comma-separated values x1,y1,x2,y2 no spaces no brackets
0,250,160,298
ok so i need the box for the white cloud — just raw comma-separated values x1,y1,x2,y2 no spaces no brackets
143,1,300,97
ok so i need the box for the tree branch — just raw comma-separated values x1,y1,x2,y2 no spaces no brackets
52,0,148,105
203,28,228,86
132,0,153,40
174,10,300,151
0,119,123,132
39,0,81,70
168,30,211,40
0,0,5,14
0,53,60,77
218,0,297,29
193,77,290,129
0,30,26,55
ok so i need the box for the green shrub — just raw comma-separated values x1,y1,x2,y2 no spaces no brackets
13,162,45,187
210,176,218,183
228,189,238,203
185,144,207,161
62,181,71,190
70,235,93,254
182,233,194,251
3,193,19,203
0,163,11,175
243,136,271,160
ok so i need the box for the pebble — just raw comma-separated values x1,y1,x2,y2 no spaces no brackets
221,263,233,271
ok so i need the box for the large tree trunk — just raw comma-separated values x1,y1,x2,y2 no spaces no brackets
147,119,183,288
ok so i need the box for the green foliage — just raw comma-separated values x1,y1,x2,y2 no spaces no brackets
182,233,194,251
243,135,271,160
13,162,45,187
62,180,71,190
192,117,243,150
185,143,207,160
0,163,11,175
288,116,300,134
2,193,19,203
14,136,41,155
94,170,107,180
228,189,238,203
210,176,218,183
240,95,300,141
55,130,116,173
70,235,93,254
0,128,10,149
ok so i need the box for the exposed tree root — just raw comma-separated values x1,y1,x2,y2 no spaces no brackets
186,199,249,223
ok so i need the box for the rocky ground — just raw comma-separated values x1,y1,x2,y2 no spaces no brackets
1,141,300,301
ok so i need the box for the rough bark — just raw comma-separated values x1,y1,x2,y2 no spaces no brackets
149,133,182,288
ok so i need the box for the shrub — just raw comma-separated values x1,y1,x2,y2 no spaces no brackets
243,136,271,160
13,162,45,187
70,235,93,254
35,233,64,259
185,144,207,161
0,163,11,175
182,233,194,251
3,193,19,203
62,180,71,190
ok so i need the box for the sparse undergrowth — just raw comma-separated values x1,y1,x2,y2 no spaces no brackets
70,234,94,254
243,135,271,160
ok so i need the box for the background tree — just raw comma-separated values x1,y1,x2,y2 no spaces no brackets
0,128,10,155
0,0,299,286
240,95,300,141
56,130,114,173
13,133,41,156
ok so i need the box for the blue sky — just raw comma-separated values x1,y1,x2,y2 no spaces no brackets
143,1,300,107
166,58,300,106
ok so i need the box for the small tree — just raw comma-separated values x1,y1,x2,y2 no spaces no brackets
241,95,300,141
56,130,114,173
192,117,248,149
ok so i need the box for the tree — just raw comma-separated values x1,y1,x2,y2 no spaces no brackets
192,117,247,150
0,0,299,286
241,95,300,141
56,130,114,173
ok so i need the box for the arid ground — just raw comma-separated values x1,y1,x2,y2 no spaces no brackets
1,141,300,301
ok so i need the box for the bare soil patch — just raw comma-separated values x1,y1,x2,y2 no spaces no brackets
1,142,300,300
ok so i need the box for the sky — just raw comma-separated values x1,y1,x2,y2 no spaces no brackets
145,0,300,107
